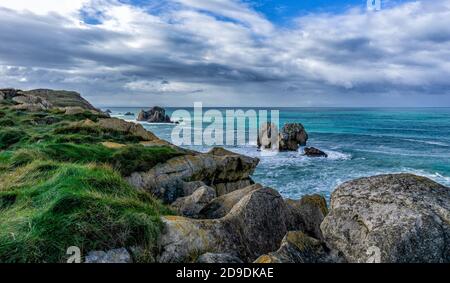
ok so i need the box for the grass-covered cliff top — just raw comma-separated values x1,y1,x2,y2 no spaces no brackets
0,105,184,263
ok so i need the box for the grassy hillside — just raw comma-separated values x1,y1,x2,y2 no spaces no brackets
0,107,183,263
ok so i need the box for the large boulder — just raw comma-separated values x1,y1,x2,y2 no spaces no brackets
321,174,450,263
171,186,217,218
285,195,328,240
157,187,293,263
257,122,308,151
198,184,263,219
254,231,345,263
128,147,259,203
279,123,308,151
137,106,172,123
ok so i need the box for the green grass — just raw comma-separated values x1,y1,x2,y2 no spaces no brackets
0,106,184,263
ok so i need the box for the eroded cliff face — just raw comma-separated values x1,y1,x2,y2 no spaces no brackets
127,147,260,204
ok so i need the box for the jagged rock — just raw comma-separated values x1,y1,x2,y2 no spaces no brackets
171,186,217,218
137,106,172,123
254,231,345,263
128,147,259,204
197,253,243,263
304,147,328,158
157,187,294,262
285,194,328,240
125,112,134,116
279,123,308,151
12,94,53,111
257,122,308,151
198,184,263,219
105,109,112,114
321,174,450,263
85,248,132,263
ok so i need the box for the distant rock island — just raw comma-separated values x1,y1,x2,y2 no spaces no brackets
137,106,172,123
0,87,448,264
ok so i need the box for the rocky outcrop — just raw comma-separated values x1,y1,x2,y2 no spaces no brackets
254,231,345,263
171,186,217,218
0,88,103,114
125,112,134,116
257,122,308,151
279,123,308,151
197,253,243,263
137,106,172,123
321,174,450,263
128,147,259,204
304,147,328,158
157,187,294,263
85,248,132,263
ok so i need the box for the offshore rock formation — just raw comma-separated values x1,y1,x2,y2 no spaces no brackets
304,147,328,158
137,106,172,123
321,174,450,263
257,122,308,151
128,147,260,204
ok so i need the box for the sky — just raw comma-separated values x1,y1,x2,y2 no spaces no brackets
0,0,450,107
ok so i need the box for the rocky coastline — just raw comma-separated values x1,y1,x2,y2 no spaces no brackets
0,88,449,263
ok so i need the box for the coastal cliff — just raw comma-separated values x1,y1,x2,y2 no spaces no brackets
0,88,448,263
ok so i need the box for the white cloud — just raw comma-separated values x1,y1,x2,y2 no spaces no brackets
0,0,449,106
0,0,88,16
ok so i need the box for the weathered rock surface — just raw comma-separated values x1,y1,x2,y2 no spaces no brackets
304,147,328,158
137,106,172,123
85,248,132,263
254,231,345,263
157,187,293,262
0,88,103,114
321,174,450,263
257,122,308,151
197,253,243,263
279,123,308,151
171,186,217,218
125,112,134,116
128,147,259,203
96,118,159,141
198,184,263,219
285,195,328,240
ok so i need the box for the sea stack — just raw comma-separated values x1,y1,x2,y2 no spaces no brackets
137,106,172,123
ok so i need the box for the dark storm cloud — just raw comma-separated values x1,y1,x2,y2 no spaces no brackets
0,0,449,107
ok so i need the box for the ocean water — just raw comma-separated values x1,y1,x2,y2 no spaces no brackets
106,107,450,200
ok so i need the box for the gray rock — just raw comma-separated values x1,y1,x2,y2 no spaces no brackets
257,122,308,151
157,187,294,263
321,174,450,263
128,147,259,204
279,123,308,151
254,231,345,263
285,194,328,240
199,184,263,219
171,186,217,218
85,248,132,263
197,253,243,263
304,147,328,158
137,106,172,123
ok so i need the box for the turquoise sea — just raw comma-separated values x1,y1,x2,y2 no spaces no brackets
106,107,450,200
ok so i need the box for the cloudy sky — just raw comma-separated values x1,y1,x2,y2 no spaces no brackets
0,0,449,107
